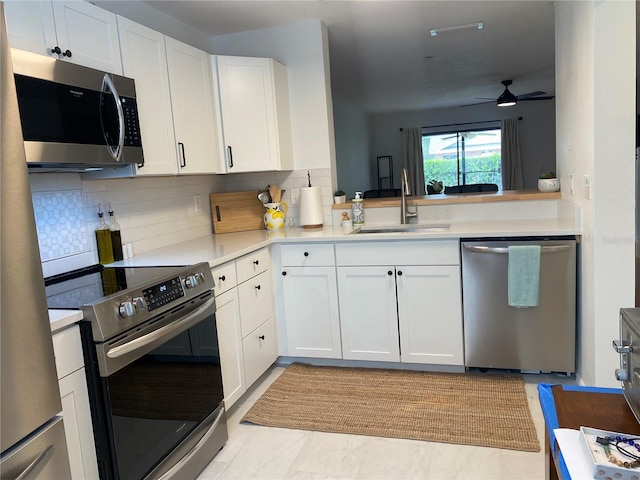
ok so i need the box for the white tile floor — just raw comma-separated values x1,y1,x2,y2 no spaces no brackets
198,366,575,480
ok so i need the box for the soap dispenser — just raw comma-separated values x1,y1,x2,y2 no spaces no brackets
352,191,364,226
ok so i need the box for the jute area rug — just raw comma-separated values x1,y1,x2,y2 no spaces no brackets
242,363,540,452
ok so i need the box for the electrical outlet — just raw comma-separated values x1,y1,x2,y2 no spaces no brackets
290,188,300,205
584,174,592,200
569,174,574,195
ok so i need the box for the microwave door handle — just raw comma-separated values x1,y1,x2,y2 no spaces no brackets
101,73,125,162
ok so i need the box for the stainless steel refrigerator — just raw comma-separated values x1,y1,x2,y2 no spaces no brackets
0,3,72,478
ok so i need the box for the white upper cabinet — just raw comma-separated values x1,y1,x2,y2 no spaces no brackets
166,38,222,174
117,18,221,175
117,17,178,176
215,56,293,173
5,1,122,74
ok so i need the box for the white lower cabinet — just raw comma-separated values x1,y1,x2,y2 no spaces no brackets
336,266,400,362
335,240,464,366
52,324,99,480
212,247,277,408
281,266,342,358
278,244,342,359
215,287,246,408
242,317,278,386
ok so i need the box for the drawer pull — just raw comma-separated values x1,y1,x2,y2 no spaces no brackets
218,275,226,281
259,335,265,340
304,252,309,257
255,285,261,290
253,260,260,265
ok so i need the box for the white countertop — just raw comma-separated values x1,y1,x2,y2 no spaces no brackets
49,309,83,333
115,218,580,268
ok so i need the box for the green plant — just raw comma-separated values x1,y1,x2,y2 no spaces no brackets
334,189,345,196
539,171,556,179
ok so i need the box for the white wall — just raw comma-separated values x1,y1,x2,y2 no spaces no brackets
333,99,371,198
556,0,636,387
363,100,556,192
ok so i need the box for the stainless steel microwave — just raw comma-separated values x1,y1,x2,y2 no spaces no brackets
11,49,143,171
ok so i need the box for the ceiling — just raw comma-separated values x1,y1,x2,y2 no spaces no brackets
131,1,557,114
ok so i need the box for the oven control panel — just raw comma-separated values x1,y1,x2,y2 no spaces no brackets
143,276,184,312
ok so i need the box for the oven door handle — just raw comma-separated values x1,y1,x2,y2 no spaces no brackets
106,296,215,359
156,406,226,480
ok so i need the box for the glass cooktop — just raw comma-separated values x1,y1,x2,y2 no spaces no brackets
45,264,188,310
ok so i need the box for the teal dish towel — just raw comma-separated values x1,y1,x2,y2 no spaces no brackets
508,245,541,308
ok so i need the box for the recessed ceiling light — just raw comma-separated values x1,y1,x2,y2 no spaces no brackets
429,22,484,37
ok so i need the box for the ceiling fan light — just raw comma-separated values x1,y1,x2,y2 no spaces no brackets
497,87,517,107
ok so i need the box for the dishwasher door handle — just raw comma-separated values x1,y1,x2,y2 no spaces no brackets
462,245,572,254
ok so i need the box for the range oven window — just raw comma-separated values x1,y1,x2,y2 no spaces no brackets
85,307,223,480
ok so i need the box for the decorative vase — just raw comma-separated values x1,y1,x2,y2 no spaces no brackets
538,178,560,192
334,195,346,204
263,202,288,229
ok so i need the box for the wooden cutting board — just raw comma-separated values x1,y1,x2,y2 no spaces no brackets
209,191,265,234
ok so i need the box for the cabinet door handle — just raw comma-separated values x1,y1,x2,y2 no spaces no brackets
397,271,403,276
51,45,61,55
304,252,309,257
387,270,393,276
62,49,72,58
227,146,234,168
218,275,226,281
253,260,259,265
259,335,265,340
282,271,287,276
178,142,186,167
255,284,261,290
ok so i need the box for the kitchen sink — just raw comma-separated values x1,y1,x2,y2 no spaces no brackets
349,223,451,234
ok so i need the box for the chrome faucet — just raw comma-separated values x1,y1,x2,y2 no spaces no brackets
401,168,418,224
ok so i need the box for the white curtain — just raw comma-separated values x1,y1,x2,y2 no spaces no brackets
501,118,524,190
403,127,425,196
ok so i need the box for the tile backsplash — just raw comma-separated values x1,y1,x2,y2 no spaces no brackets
29,168,333,277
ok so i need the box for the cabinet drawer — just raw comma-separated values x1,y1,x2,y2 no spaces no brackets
335,240,460,266
243,317,278,386
236,247,270,283
238,271,273,337
52,324,84,380
211,262,237,296
280,243,335,266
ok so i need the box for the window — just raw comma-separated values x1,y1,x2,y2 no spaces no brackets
422,128,502,189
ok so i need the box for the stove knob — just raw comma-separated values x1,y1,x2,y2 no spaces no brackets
119,301,136,318
185,273,204,289
132,297,145,311
118,297,145,318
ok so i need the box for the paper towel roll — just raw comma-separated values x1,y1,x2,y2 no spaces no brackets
299,186,323,229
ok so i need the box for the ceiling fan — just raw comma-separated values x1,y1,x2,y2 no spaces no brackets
461,80,555,108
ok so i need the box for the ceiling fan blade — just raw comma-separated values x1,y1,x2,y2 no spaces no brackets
516,91,546,100
459,100,495,107
519,96,555,101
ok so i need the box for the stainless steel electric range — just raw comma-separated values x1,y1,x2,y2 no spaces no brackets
45,263,228,480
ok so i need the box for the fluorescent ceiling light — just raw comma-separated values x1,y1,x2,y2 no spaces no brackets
430,22,483,37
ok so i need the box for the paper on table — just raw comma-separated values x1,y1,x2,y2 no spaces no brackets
553,428,592,479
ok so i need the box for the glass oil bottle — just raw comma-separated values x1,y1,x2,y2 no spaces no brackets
95,203,114,264
108,203,124,261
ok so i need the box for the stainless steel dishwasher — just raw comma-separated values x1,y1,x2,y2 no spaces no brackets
461,237,576,373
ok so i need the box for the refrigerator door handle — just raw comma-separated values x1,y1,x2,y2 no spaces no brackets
462,245,571,254
14,444,56,480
